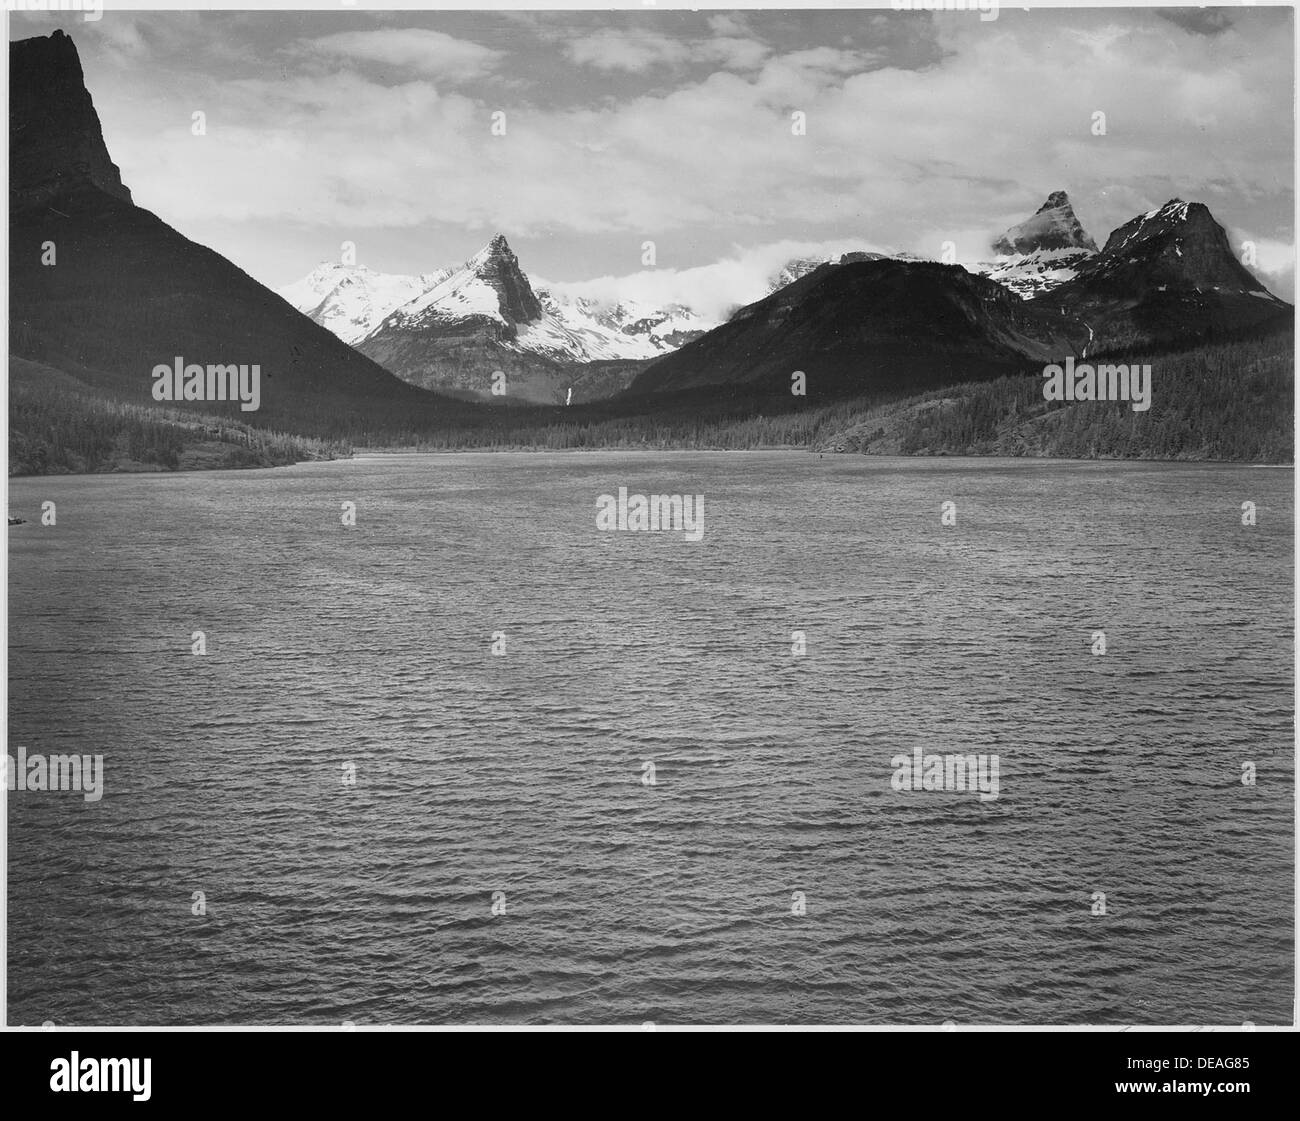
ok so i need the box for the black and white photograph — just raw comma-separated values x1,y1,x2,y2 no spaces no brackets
4,0,1295,1045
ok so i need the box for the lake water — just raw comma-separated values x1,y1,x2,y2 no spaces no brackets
6,452,1294,1025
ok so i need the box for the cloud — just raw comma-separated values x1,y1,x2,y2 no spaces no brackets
537,238,891,322
707,13,751,38
10,9,216,68
1231,233,1296,302
297,28,503,82
94,8,1292,293
82,16,150,62
564,28,770,72
565,30,689,72
1157,9,1235,37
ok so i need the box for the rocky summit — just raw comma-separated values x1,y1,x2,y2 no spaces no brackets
471,234,544,324
1036,198,1290,351
991,190,1098,256
9,29,132,212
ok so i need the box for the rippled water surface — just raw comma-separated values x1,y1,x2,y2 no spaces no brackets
7,452,1294,1025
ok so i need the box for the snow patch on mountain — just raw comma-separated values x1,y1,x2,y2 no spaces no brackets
991,190,1098,256
278,262,448,344
384,267,504,327
975,247,1096,300
379,234,542,331
531,286,715,359
765,251,908,294
970,192,1103,299
1104,199,1201,258
283,238,715,364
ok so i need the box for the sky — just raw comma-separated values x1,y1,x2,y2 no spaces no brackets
8,5,1296,309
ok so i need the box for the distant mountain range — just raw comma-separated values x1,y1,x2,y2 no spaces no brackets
278,235,716,403
626,256,1089,398
279,185,1288,403
628,191,1290,399
9,28,1293,471
1036,198,1288,350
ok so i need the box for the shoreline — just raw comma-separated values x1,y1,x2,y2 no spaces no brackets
7,446,1295,482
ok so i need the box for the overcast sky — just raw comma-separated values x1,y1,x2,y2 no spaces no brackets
9,6,1296,307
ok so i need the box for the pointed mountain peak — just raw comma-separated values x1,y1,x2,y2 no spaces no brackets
1086,197,1272,297
388,233,542,326
10,30,133,211
1038,190,1073,212
463,233,541,322
1100,199,1213,256
993,191,1098,256
468,233,514,266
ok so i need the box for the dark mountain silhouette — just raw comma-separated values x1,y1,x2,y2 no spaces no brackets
627,257,1089,398
9,29,132,211
9,29,447,432
628,196,1291,401
1035,199,1291,350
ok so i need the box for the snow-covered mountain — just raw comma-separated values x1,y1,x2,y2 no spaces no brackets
767,255,838,293
1035,196,1289,350
326,235,722,402
974,191,1099,299
278,262,449,345
765,251,899,294
1082,198,1279,297
279,237,715,390
532,287,712,360
380,234,540,330
977,246,1097,300
760,203,1098,303
991,190,1097,256
279,191,1280,403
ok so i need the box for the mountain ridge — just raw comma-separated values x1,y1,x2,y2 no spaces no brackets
9,27,1292,471
280,235,717,395
627,256,1090,398
8,29,453,438
1035,197,1291,350
9,28,132,211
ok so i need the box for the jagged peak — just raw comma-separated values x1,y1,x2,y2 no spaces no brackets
992,191,1097,256
1138,198,1189,219
387,232,541,325
9,29,133,209
1080,196,1275,297
467,233,515,266
15,27,78,59
1101,198,1214,256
